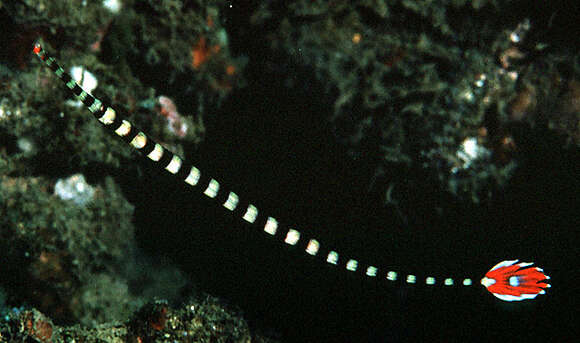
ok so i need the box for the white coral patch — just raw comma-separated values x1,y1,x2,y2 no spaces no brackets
54,174,95,206
103,0,122,13
452,137,490,173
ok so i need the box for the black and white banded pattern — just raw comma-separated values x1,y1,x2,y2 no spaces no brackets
33,42,478,292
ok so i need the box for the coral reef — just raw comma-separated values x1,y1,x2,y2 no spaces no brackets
0,0,262,341
250,0,579,207
1,297,259,343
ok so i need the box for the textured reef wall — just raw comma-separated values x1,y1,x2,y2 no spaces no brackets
248,0,579,208
0,0,258,342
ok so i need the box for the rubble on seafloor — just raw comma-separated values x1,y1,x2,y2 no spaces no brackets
0,298,266,343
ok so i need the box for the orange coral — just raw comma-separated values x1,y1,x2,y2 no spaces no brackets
191,36,221,69
21,310,54,343
149,305,168,330
225,64,236,76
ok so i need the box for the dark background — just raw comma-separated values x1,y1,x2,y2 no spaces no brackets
128,40,578,343
122,2,579,342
